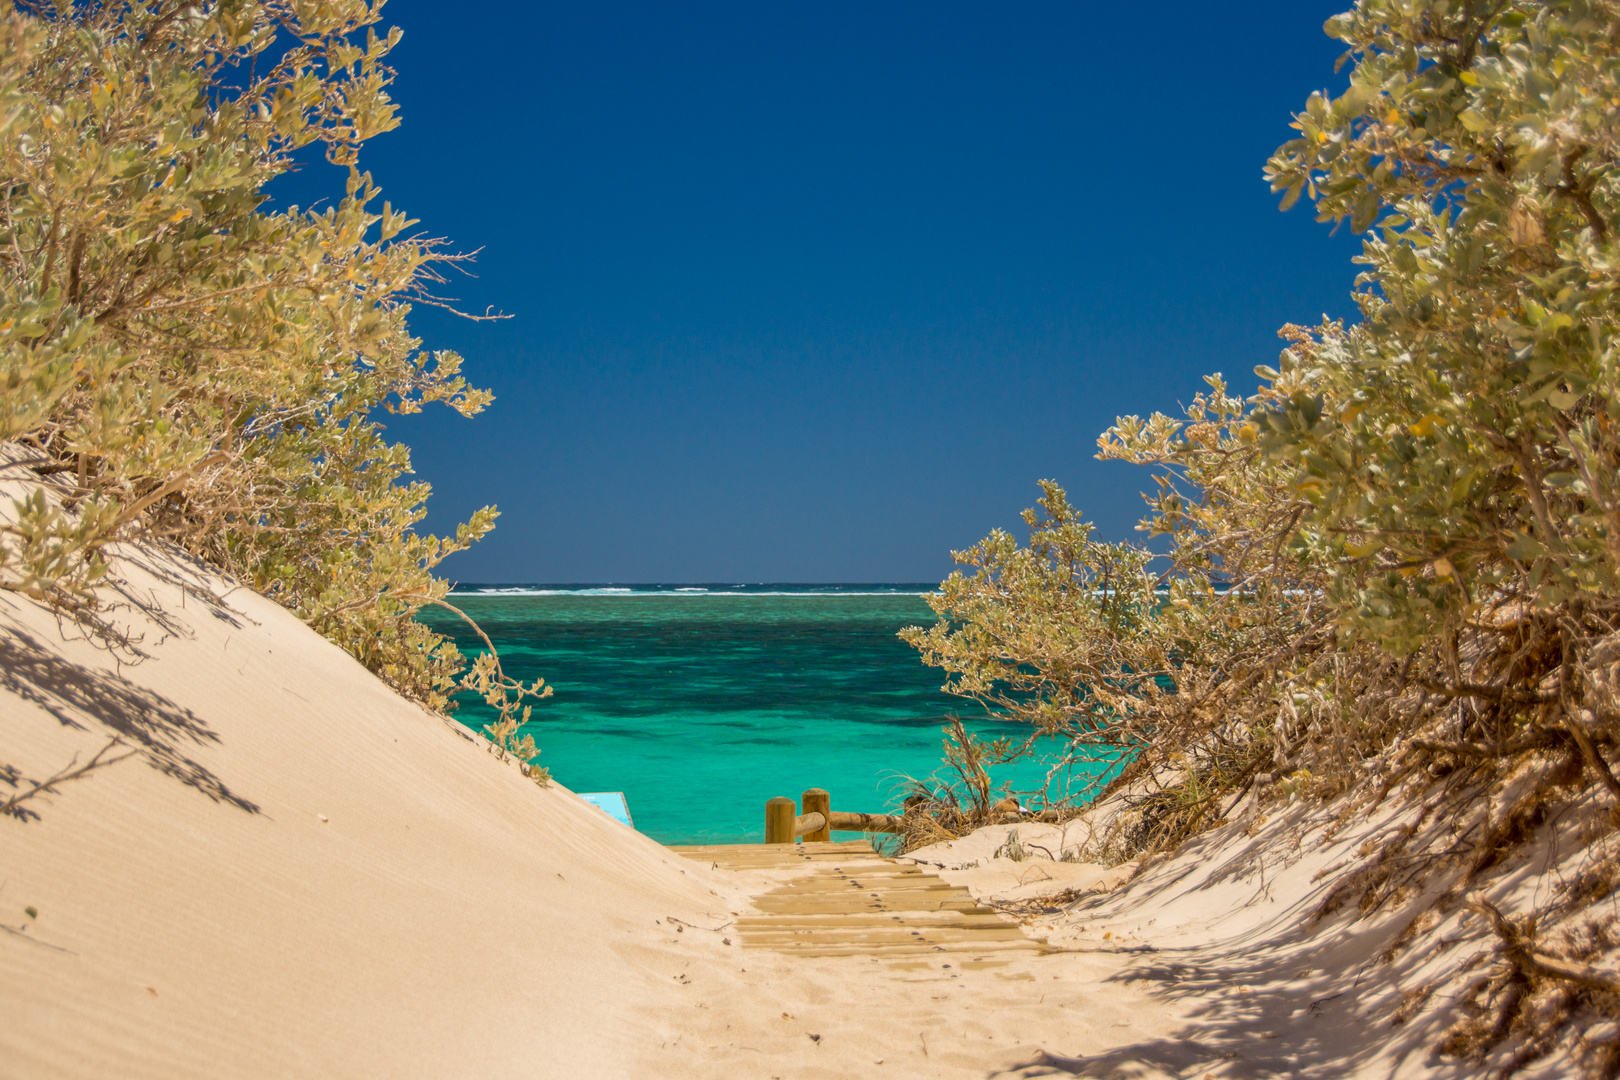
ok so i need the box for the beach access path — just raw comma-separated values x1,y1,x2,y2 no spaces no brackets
669,839,1046,961
0,456,1186,1080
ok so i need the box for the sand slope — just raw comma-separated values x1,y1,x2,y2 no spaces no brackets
903,802,1602,1077
0,498,734,1077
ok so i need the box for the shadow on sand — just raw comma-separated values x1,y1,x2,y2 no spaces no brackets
981,802,1520,1079
0,623,259,820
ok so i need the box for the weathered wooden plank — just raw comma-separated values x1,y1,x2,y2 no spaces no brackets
736,914,1009,929
740,919,1029,935
761,941,1045,954
773,871,931,881
751,888,983,905
741,926,1030,939
761,890,971,904
751,899,991,915
761,878,962,892
668,841,875,855
742,939,1044,956
680,859,871,870
765,865,925,874
765,879,929,886
738,928,1010,939
765,879,959,890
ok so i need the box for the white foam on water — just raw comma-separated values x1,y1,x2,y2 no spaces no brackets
450,587,637,596
447,588,935,598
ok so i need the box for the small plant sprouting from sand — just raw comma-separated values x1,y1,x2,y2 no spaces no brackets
993,829,1027,862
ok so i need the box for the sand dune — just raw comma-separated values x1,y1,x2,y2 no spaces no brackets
0,471,1172,1078
0,489,737,1076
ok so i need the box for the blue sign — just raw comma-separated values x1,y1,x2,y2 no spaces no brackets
578,791,634,829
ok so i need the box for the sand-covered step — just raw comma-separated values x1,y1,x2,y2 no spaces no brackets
666,840,877,868
748,939,1047,958
761,880,959,893
770,867,935,880
670,838,1045,958
752,896,992,915
776,866,928,877
756,892,974,907
755,883,982,903
740,915,1023,933
738,917,1033,936
745,941,1043,956
667,841,876,854
688,857,895,871
741,928,1034,948
752,896,988,913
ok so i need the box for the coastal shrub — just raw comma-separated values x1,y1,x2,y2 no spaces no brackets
0,1,546,764
907,2,1620,1065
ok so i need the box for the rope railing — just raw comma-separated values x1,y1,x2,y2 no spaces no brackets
763,788,903,843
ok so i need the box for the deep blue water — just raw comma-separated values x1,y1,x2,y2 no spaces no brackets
417,585,1081,844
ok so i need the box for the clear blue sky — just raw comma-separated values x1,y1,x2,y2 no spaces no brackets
311,1,1362,583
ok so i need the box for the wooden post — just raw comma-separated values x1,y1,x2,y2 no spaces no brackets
793,812,827,835
765,796,796,844
801,788,831,842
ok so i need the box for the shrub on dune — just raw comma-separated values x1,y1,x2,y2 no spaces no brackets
907,1,1620,1058
0,1,545,768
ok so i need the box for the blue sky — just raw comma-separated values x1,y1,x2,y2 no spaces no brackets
313,0,1362,583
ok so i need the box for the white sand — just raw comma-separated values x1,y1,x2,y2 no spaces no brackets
3,462,1590,1077
906,799,1597,1077
0,485,730,1076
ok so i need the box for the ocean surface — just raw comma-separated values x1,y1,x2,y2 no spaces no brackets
416,584,1076,845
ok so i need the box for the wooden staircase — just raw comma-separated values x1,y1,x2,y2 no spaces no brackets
668,839,1045,961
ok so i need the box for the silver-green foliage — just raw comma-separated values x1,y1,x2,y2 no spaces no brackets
1264,0,1620,655
0,1,546,763
906,0,1620,848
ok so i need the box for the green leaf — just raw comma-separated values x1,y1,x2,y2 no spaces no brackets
1505,532,1546,562
1351,188,1379,233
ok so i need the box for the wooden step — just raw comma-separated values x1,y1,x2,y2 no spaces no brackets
765,880,959,892
752,897,992,915
742,927,1033,945
735,913,1010,929
667,840,877,864
746,939,1046,958
669,840,1040,959
667,841,877,853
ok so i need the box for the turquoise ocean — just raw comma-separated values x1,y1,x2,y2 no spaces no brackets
417,585,1074,845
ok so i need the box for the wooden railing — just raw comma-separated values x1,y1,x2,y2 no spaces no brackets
763,787,903,843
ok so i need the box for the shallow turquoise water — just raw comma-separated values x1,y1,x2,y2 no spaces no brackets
417,587,1082,844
